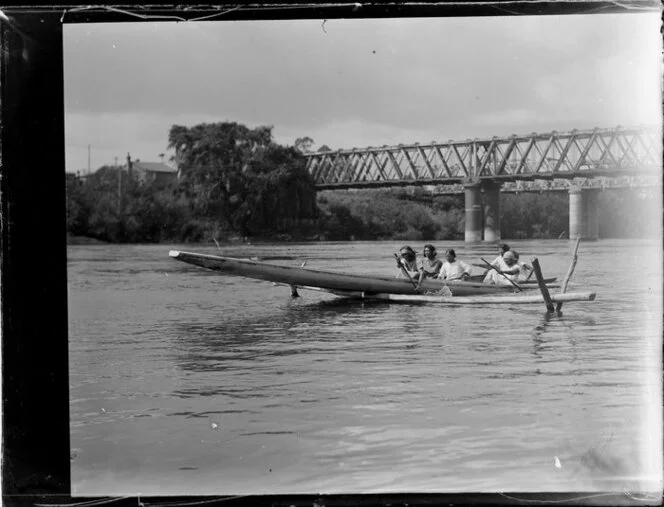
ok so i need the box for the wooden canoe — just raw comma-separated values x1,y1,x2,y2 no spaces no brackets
169,250,518,297
298,286,596,305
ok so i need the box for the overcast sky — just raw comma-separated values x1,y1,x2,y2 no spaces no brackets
64,13,661,173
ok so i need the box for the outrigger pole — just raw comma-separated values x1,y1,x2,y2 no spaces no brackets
556,236,582,314
531,235,584,315
531,258,555,313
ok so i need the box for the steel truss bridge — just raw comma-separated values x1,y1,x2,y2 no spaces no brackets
305,126,661,193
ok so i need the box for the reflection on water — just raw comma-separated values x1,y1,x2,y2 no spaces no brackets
68,240,662,496
530,313,597,361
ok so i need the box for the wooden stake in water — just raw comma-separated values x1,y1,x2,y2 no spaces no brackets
289,261,308,298
212,238,223,255
531,257,555,313
556,236,582,313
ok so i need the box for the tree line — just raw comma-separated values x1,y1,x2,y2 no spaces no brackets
66,121,659,244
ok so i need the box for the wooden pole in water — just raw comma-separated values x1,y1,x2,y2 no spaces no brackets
531,257,555,313
289,260,308,298
556,236,582,313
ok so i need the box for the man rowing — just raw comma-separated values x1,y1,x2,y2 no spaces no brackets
483,250,523,285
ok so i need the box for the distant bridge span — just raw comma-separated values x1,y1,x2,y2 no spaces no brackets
305,126,661,241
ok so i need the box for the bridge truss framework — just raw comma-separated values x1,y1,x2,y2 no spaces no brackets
305,126,661,241
306,126,659,188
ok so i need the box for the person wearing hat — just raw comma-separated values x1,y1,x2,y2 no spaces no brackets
439,248,472,281
483,249,523,285
396,245,419,279
415,244,443,288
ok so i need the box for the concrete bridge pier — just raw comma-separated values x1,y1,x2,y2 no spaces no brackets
569,186,599,240
464,181,483,242
464,180,502,242
482,180,501,242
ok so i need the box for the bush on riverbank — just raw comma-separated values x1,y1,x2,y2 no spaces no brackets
315,189,465,241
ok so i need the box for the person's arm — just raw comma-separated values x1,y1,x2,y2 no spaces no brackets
430,259,442,278
515,262,532,281
395,255,406,278
416,261,425,288
460,260,472,279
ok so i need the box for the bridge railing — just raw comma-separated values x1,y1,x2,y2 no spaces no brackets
305,126,661,189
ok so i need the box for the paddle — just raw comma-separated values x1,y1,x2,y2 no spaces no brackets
480,257,522,292
394,253,419,290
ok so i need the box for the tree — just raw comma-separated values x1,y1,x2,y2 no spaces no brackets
168,122,272,224
168,122,317,236
241,144,318,233
294,136,315,154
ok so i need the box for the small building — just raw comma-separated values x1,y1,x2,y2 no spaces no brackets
127,155,178,187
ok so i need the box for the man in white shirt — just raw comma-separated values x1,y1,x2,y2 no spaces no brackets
439,249,472,281
483,250,522,285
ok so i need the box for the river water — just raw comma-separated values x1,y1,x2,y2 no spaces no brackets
67,239,662,497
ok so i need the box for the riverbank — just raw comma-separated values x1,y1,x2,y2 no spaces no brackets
67,235,109,245
67,187,659,245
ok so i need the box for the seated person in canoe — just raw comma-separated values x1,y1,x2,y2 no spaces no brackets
439,249,472,281
396,245,419,279
486,245,533,282
490,243,511,267
415,244,443,289
483,250,524,285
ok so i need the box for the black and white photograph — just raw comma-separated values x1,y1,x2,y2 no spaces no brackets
4,4,662,503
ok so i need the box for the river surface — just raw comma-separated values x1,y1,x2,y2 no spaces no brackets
67,239,662,497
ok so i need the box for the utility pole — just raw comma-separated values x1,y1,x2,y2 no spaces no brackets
115,156,122,216
87,144,91,174
115,156,121,215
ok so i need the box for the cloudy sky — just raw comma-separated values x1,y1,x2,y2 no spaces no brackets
64,13,661,173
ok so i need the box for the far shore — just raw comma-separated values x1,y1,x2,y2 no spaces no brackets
66,234,311,246
67,235,109,245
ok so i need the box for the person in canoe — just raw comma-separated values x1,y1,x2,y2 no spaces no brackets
438,249,472,281
486,244,532,280
512,250,534,281
415,244,443,288
396,245,419,279
486,243,511,269
483,250,522,285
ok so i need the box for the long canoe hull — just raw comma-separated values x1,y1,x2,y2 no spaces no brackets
169,250,517,296
302,286,596,304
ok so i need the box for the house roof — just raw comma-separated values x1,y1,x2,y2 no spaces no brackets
133,161,177,173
